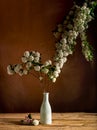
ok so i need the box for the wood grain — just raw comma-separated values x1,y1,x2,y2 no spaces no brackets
0,113,97,130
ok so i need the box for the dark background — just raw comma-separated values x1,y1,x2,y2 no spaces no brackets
0,0,97,113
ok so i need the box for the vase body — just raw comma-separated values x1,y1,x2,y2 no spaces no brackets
40,92,52,124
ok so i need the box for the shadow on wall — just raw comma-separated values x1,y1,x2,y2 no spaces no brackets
0,0,97,112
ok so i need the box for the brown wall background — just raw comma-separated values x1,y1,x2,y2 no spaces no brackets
0,0,97,113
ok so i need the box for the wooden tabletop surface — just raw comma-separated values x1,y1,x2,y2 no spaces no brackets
0,113,97,130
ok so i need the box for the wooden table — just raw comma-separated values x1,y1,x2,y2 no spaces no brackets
0,113,97,130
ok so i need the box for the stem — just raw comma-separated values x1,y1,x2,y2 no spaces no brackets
30,72,39,79
39,72,46,93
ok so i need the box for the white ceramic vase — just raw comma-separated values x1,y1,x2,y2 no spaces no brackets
40,92,52,124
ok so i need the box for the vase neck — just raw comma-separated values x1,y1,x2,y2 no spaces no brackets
43,92,49,102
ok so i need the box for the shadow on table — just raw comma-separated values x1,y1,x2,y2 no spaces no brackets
6,120,67,127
